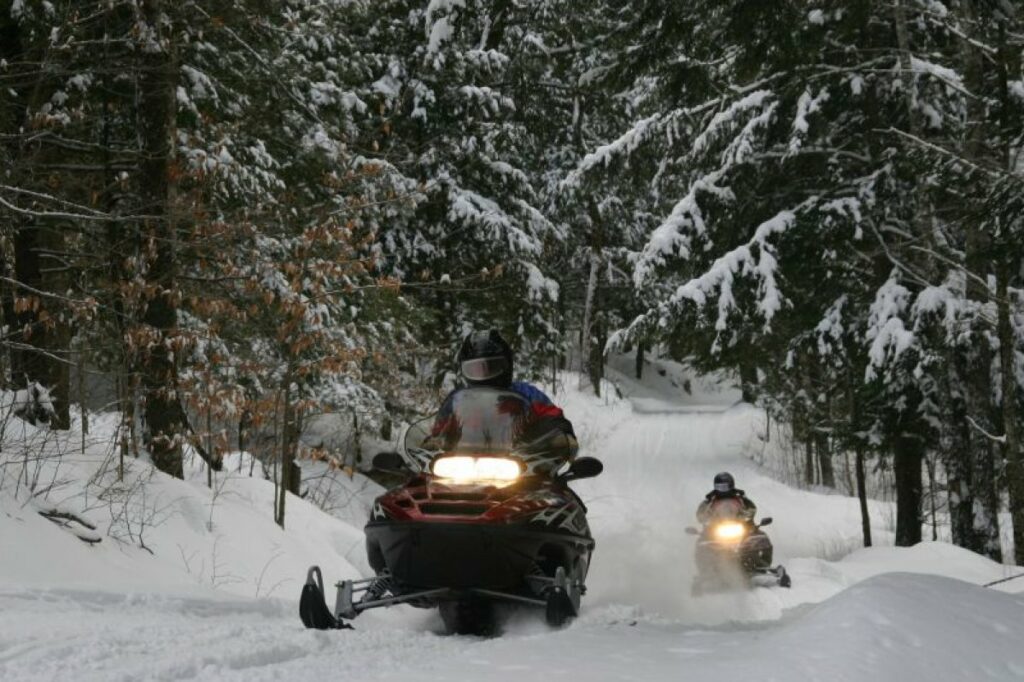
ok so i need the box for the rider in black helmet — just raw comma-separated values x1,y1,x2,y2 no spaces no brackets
456,329,515,389
697,471,757,523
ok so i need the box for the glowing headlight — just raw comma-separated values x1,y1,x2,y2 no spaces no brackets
432,456,521,484
713,522,747,541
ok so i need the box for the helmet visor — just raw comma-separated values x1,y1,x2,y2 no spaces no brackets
461,357,508,382
714,482,732,493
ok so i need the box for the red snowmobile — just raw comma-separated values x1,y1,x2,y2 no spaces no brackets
299,387,603,634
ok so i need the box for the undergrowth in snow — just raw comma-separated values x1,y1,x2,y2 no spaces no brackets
0,399,379,599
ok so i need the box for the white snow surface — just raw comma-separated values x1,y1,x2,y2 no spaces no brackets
3,368,1024,681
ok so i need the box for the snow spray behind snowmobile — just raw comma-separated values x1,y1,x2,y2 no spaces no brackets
686,499,790,595
299,387,603,634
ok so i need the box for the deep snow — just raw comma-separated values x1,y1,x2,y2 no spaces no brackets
2,361,1024,681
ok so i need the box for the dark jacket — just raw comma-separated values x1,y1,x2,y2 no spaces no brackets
696,488,757,524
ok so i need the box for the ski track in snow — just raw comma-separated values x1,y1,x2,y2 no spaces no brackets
3,366,1024,681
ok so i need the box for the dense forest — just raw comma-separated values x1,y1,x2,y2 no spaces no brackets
1,0,1022,561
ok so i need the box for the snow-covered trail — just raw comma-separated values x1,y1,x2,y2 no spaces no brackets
5,571,1024,681
4,370,1024,681
569,367,894,623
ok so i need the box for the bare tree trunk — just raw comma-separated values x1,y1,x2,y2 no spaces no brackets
292,410,304,495
849,371,872,546
206,386,213,489
891,0,930,550
856,446,872,547
976,438,1002,561
9,224,72,425
588,314,605,397
276,376,301,528
8,225,71,428
0,247,13,384
739,361,758,404
947,0,1003,561
635,340,645,380
351,408,362,470
893,427,923,546
135,0,189,478
816,430,835,489
997,263,1024,563
804,438,815,487
993,11,1021,564
238,407,250,473
924,453,939,541
78,342,88,456
842,446,854,496
946,351,1002,559
800,364,816,487
11,224,44,386
276,386,289,528
37,226,70,428
578,247,599,393
117,375,128,482
946,355,976,550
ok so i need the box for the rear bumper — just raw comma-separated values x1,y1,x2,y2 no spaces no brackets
366,520,593,592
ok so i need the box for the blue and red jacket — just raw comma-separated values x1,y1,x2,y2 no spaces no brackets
432,381,575,438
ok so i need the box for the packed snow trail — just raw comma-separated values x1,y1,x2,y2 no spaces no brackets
3,368,1024,681
4,571,1024,681
568,362,897,622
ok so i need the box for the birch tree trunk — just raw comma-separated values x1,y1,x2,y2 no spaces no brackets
816,430,835,489
578,246,599,393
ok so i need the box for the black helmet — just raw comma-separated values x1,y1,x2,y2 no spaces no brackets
713,471,735,493
457,329,513,387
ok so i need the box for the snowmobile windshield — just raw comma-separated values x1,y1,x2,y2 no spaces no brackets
403,388,532,468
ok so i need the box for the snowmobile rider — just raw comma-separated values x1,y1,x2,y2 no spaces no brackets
697,472,757,524
432,329,578,458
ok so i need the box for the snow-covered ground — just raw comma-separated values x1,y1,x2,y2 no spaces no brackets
2,364,1024,681
0,427,376,598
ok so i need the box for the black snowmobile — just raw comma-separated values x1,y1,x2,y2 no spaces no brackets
686,500,790,595
299,387,603,634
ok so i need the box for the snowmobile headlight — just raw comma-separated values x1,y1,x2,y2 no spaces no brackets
432,456,521,485
713,522,747,541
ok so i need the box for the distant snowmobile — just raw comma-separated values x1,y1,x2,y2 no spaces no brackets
686,499,791,595
299,387,603,635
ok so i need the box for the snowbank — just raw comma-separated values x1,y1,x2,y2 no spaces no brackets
0,405,377,601
398,573,1024,682
814,541,1024,592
